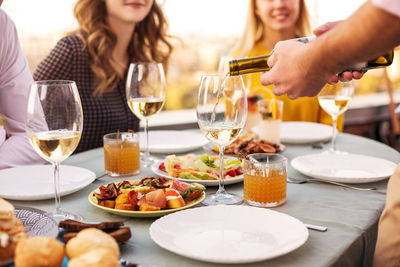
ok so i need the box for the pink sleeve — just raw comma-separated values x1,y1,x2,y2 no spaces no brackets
371,0,400,17
0,9,45,169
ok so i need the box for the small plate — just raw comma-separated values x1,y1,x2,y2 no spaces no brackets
139,130,208,153
150,205,308,264
291,153,397,183
0,207,59,267
253,121,333,144
15,206,59,237
0,165,96,201
151,160,244,186
88,190,205,218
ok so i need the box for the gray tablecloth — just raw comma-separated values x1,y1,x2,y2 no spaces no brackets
9,133,400,267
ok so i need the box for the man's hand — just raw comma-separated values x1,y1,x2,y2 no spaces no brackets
260,40,332,99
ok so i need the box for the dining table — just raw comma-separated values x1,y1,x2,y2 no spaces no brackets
8,131,400,267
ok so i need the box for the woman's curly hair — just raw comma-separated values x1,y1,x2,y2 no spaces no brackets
73,0,173,96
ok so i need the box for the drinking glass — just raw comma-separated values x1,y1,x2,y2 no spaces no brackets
26,80,83,222
318,81,354,153
197,73,247,205
126,63,166,167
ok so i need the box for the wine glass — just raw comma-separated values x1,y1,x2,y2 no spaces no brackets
318,81,354,153
126,63,166,167
197,73,247,205
26,80,83,222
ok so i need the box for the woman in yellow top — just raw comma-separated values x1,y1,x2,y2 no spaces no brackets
232,0,343,130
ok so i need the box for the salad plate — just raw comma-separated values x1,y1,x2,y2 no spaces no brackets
150,205,308,264
88,178,206,218
151,154,244,186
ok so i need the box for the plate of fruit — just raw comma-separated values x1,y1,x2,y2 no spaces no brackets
152,154,244,186
88,177,205,218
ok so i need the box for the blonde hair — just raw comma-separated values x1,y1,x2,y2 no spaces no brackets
233,0,311,58
73,0,172,96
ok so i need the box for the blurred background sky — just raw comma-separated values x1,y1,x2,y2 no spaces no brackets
3,0,365,37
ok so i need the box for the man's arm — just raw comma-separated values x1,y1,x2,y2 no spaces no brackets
260,1,400,99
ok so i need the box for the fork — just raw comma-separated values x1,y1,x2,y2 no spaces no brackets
287,176,377,191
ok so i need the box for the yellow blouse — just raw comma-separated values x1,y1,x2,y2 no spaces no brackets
244,43,344,131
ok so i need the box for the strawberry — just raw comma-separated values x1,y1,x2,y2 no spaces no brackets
226,170,237,177
235,168,243,175
158,162,166,172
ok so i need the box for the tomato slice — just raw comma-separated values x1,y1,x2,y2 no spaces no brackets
128,190,138,206
165,189,180,197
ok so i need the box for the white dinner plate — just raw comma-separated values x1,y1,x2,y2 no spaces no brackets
291,153,397,183
139,130,208,153
151,160,243,186
0,165,96,200
253,121,333,144
150,205,308,264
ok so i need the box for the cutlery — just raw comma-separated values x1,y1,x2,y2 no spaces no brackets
305,223,328,232
311,140,329,149
287,176,377,191
119,258,158,267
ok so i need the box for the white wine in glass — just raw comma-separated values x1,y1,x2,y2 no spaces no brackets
26,80,83,222
126,63,166,167
318,81,354,153
197,73,247,205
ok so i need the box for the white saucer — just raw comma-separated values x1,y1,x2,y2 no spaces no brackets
139,130,208,153
291,153,397,183
0,165,95,200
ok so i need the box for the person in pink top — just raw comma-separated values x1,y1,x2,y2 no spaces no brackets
0,6,45,169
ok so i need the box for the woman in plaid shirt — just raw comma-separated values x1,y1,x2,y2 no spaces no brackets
34,0,173,153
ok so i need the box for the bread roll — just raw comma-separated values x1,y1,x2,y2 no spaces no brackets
68,248,119,267
0,198,16,229
66,228,119,259
14,237,64,267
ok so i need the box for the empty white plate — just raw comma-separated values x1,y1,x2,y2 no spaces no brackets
0,165,95,200
150,205,308,264
139,130,208,153
253,121,333,144
291,153,397,183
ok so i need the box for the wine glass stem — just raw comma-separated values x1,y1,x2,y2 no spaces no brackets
331,116,337,152
52,162,62,213
144,119,150,163
216,146,227,196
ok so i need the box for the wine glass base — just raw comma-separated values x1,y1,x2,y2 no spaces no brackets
202,192,243,206
141,157,156,167
322,149,349,155
47,210,83,223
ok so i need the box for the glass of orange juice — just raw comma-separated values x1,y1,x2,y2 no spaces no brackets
103,132,140,177
244,153,287,207
257,99,283,143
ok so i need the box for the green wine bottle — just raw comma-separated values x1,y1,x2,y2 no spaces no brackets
229,37,394,76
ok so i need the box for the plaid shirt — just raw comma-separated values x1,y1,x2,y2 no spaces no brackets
34,35,139,153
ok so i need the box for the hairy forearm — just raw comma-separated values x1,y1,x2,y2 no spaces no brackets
311,1,400,75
